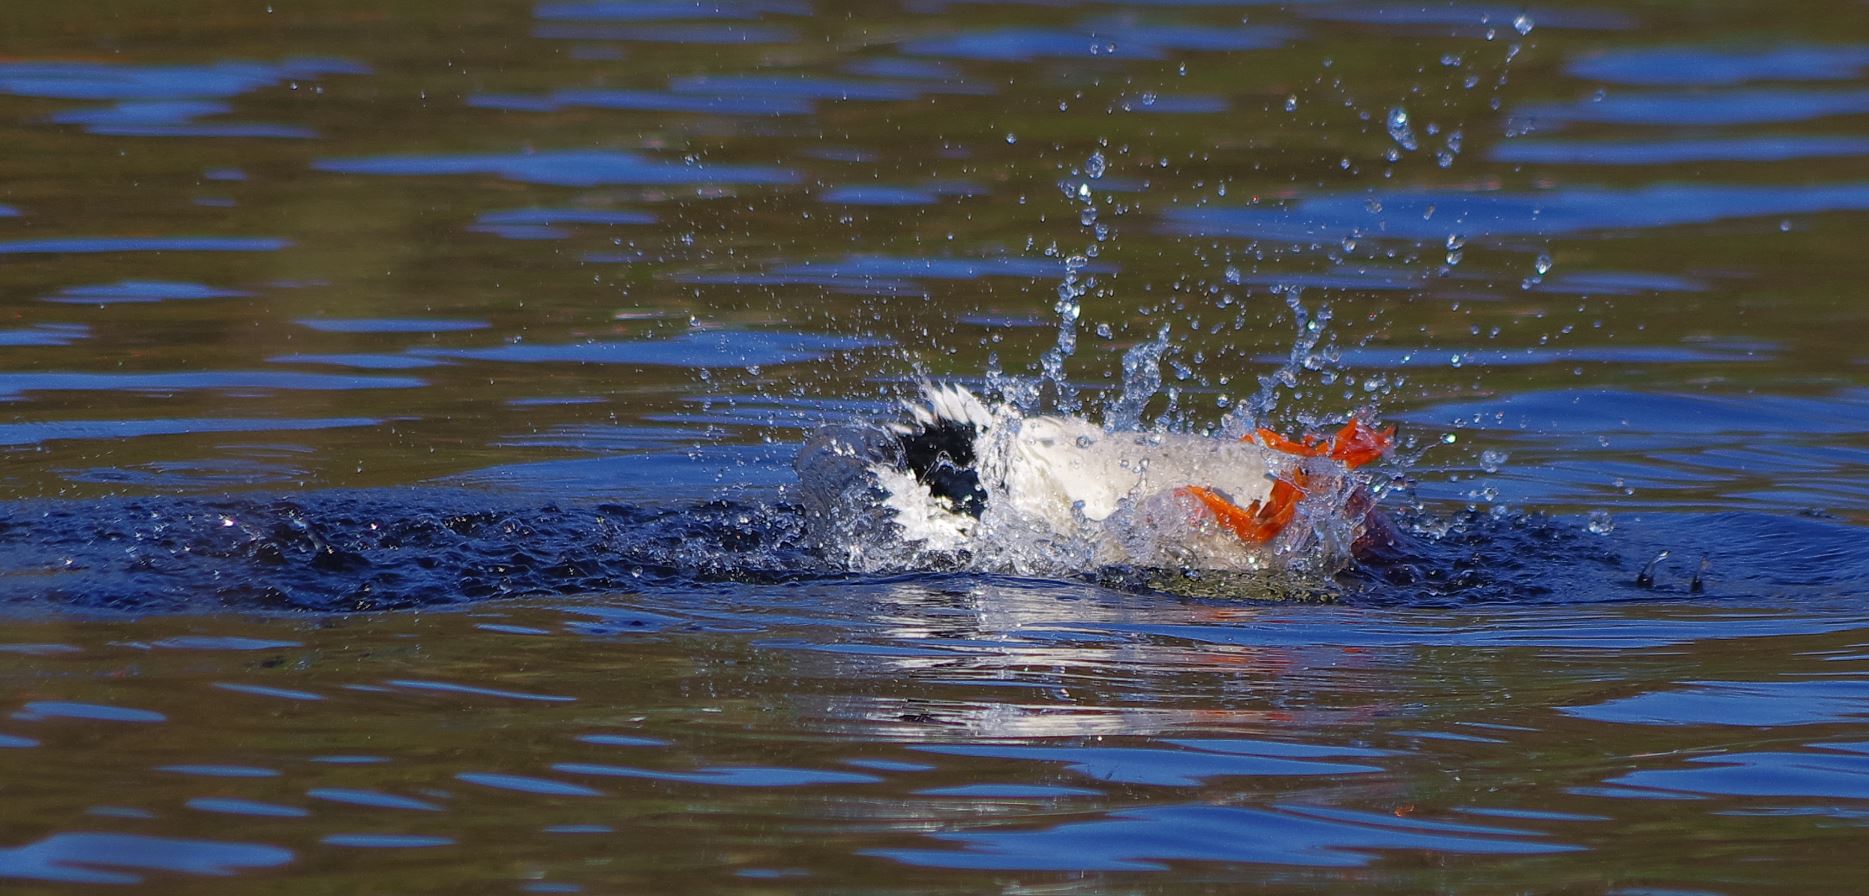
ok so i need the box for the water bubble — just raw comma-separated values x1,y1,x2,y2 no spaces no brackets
1084,151,1106,179
1005,132,1017,144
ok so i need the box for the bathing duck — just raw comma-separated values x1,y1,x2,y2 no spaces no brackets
797,384,1393,573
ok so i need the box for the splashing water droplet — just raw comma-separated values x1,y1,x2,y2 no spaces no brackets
1479,449,1508,473
1084,151,1106,179
1512,14,1535,35
1387,107,1419,152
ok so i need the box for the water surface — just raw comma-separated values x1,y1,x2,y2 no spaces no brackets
1,0,1866,892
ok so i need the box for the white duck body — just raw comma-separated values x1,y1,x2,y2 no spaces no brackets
857,385,1337,574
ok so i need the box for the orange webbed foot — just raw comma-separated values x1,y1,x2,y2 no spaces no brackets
1249,419,1395,470
1180,477,1308,545
1193,418,1394,545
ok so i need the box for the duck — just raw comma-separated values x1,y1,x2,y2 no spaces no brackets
797,383,1394,574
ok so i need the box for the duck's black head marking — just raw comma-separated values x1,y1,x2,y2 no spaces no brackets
894,418,987,518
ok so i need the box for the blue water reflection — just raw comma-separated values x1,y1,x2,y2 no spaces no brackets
1164,183,1869,243
874,803,1577,870
306,788,444,812
1296,4,1632,31
0,237,287,255
412,330,883,367
903,23,1294,61
0,372,421,400
14,701,165,723
918,740,1387,786
1513,87,1869,129
186,798,312,818
0,58,365,138
471,208,655,240
1494,135,1869,165
316,150,795,188
1568,44,1869,85
295,318,490,334
0,417,380,448
456,772,604,797
0,324,87,347
0,833,294,884
553,762,879,787
1605,745,1869,799
1563,680,1869,727
42,280,250,305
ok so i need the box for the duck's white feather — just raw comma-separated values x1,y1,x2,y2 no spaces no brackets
871,385,1289,568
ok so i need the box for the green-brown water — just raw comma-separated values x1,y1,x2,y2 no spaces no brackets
2,0,1867,891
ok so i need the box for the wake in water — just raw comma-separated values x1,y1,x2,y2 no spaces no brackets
3,481,1851,613
795,383,1396,580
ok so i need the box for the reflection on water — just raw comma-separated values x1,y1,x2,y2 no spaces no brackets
1,0,1867,890
0,591,1863,890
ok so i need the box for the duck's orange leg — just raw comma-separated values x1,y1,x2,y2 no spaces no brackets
1251,420,1395,469
1180,476,1309,544
1186,419,1394,546
1325,419,1396,469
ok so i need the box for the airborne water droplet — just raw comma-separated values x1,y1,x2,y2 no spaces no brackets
1479,449,1508,473
1386,106,1418,152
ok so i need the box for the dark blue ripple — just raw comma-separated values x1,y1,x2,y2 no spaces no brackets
554,762,879,787
1606,746,1869,799
0,237,287,255
1568,44,1869,86
412,330,883,367
0,58,366,101
1513,87,1869,129
0,372,421,401
1563,680,1869,727
872,803,1575,870
905,24,1292,61
1163,183,1869,243
316,150,796,188
0,417,381,447
0,833,294,884
1494,134,1869,165
43,280,250,304
916,741,1384,786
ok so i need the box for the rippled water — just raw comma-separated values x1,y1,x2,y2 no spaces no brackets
2,0,1867,891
